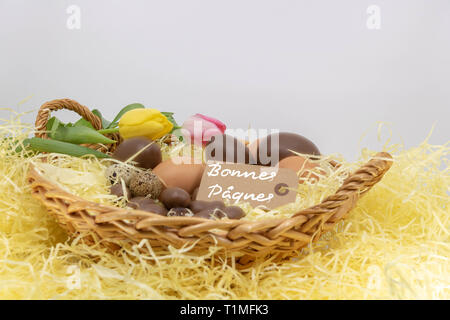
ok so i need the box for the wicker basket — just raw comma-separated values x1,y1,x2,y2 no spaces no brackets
27,99,393,267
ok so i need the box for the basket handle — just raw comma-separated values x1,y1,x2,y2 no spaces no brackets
35,99,103,139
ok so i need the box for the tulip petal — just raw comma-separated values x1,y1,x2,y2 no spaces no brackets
194,114,226,133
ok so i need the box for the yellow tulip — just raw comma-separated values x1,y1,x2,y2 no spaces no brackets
119,108,173,140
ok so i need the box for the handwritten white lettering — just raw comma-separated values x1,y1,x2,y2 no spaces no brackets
206,163,276,182
207,184,222,198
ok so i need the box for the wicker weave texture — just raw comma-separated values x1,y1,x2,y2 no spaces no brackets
27,152,392,260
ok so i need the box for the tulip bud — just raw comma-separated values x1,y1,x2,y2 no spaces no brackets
119,108,174,140
181,114,226,146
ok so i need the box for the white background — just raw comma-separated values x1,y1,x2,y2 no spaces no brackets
1,0,449,160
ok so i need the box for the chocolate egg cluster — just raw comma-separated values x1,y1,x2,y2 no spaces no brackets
206,132,321,170
107,125,321,220
107,135,245,220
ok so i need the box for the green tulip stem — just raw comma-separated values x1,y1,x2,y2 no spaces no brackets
97,128,120,134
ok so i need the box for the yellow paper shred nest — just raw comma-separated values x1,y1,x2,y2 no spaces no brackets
0,109,448,300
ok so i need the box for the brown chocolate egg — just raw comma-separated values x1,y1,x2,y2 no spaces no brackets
128,196,157,209
113,137,162,169
128,197,168,215
195,208,227,219
222,206,245,219
140,203,168,216
110,182,130,199
167,207,193,217
194,205,245,220
159,187,191,209
152,157,205,194
278,156,322,182
189,200,225,213
254,132,320,166
205,134,253,164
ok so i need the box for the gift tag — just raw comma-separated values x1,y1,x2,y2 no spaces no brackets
197,161,299,209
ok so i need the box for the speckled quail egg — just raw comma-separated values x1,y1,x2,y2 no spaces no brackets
105,163,140,186
129,170,164,199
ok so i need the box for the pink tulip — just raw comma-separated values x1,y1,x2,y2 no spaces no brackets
182,113,226,145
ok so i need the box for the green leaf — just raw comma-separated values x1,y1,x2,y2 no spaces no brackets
97,127,120,135
107,103,145,129
23,138,110,158
46,117,57,131
51,125,117,145
73,118,94,129
92,109,111,129
161,111,180,132
47,117,63,139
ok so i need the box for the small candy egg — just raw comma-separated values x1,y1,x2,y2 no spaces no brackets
195,208,227,219
140,203,168,216
159,187,191,209
189,200,225,213
128,197,157,209
222,206,245,219
195,205,245,220
167,207,194,217
153,157,205,194
110,182,130,199
129,170,164,198
113,137,162,169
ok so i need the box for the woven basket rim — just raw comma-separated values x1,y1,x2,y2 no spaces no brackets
27,152,393,263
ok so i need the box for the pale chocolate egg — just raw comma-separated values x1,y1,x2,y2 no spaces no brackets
278,156,321,182
152,157,205,194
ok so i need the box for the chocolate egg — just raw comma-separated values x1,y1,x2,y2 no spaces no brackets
128,196,157,209
128,197,168,215
195,208,227,219
159,187,191,209
110,182,130,199
113,137,162,169
222,206,245,219
189,200,225,213
254,132,320,166
205,134,253,164
167,207,193,217
140,203,168,216
129,170,164,199
153,157,205,194
195,205,245,220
